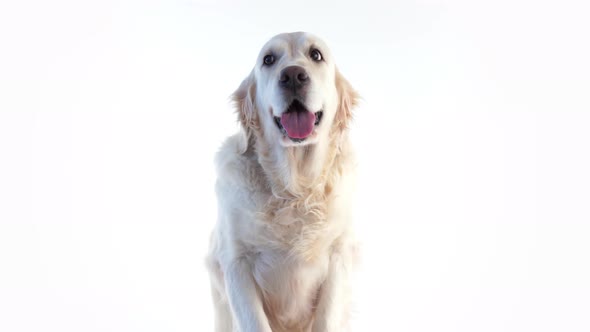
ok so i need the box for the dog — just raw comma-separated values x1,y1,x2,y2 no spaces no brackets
206,32,359,332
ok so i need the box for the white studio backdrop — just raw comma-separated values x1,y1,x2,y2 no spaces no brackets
1,0,589,331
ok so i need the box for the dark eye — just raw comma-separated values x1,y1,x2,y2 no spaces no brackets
263,54,275,66
310,48,323,62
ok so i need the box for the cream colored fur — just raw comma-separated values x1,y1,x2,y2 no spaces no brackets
206,32,359,332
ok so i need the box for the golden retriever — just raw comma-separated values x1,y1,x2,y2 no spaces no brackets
207,32,359,332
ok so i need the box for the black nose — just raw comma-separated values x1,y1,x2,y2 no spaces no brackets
279,66,309,91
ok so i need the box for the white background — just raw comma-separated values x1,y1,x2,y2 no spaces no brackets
1,0,589,331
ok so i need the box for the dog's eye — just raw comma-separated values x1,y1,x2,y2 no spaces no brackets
263,54,275,66
310,49,323,62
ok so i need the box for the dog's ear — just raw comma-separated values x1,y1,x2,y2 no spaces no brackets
232,71,257,154
334,69,360,132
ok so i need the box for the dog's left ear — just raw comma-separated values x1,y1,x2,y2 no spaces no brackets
232,71,257,154
334,69,360,132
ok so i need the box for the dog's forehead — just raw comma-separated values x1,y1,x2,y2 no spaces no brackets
257,32,331,59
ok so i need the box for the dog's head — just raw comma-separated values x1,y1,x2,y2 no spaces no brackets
234,32,358,151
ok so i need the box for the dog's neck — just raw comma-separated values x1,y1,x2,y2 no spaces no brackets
254,131,345,198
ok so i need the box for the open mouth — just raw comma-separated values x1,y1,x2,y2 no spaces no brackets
273,100,323,143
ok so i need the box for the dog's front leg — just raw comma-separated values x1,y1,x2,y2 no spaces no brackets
225,257,272,332
312,246,354,332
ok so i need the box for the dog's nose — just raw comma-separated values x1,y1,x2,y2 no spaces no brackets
279,66,309,91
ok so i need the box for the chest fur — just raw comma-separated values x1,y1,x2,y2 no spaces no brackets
248,187,340,262
251,249,329,331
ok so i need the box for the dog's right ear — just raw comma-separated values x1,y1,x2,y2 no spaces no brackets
232,71,256,154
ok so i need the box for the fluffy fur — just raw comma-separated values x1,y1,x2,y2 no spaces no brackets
206,32,359,332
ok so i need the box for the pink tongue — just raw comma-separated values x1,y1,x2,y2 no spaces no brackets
280,111,316,139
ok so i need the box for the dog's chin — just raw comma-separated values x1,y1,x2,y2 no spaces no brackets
278,131,320,147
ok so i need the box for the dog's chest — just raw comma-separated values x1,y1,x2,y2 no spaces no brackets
252,249,329,330
249,186,340,255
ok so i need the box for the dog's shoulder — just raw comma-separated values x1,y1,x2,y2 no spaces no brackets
214,133,267,198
